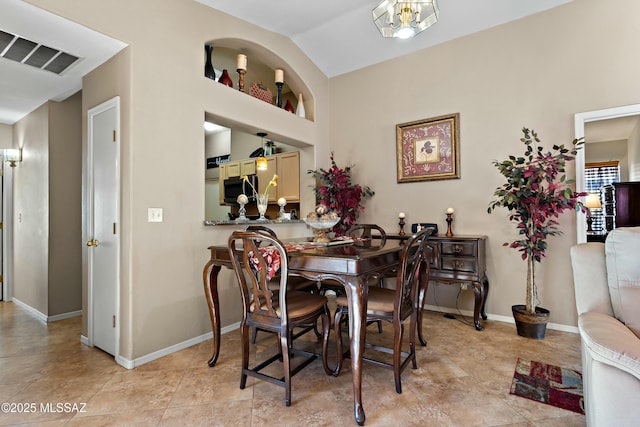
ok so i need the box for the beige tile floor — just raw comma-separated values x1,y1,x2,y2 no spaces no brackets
0,300,585,426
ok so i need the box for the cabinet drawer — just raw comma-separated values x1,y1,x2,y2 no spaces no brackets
441,256,477,273
441,241,476,257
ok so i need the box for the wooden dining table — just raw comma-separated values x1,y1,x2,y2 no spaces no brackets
202,237,419,425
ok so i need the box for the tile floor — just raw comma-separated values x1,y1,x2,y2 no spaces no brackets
0,300,585,426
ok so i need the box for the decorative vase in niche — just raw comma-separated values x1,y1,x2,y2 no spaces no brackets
256,194,269,221
218,69,233,87
295,93,306,118
204,44,216,80
284,99,295,113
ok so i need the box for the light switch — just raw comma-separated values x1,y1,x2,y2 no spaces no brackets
148,208,163,222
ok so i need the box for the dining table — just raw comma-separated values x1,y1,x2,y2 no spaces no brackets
202,237,419,425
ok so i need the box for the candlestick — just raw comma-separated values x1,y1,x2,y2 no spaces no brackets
399,212,405,219
236,54,247,71
275,68,284,83
237,69,246,92
275,82,284,108
445,213,454,237
399,218,406,236
447,207,454,214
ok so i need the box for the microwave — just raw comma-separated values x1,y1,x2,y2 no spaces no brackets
224,175,258,204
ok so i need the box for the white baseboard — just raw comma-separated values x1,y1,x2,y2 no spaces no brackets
116,321,242,369
424,304,578,334
48,310,82,322
11,299,82,323
11,298,47,322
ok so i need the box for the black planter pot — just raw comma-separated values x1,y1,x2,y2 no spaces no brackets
512,305,550,339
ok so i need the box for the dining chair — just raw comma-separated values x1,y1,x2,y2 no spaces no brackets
331,227,434,394
244,225,319,343
228,230,332,406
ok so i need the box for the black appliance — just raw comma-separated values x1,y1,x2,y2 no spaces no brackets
223,175,258,204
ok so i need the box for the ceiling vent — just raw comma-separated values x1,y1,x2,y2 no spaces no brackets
0,29,79,75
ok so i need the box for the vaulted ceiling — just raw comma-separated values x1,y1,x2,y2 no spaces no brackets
1,0,574,125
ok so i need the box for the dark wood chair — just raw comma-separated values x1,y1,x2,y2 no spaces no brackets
228,230,332,406
331,227,434,394
244,225,319,343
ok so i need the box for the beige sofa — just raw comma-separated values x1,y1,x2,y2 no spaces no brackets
570,227,640,426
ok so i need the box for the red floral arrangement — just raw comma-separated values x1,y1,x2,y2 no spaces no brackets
308,152,375,235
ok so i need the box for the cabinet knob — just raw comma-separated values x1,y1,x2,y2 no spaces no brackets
452,245,463,253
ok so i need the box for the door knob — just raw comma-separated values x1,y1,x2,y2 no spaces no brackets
86,239,99,247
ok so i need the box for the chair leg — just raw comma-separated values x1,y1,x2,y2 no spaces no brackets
320,309,333,376
280,332,292,406
240,322,250,390
393,321,404,394
251,327,258,344
332,306,346,377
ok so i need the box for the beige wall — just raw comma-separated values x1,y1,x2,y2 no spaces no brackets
48,91,82,315
586,140,629,181
629,121,640,180
13,102,49,313
11,93,82,317
27,0,328,360
329,0,640,327
0,124,12,148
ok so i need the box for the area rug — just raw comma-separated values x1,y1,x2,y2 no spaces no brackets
509,358,584,415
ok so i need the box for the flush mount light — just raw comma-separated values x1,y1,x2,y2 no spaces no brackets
373,0,439,39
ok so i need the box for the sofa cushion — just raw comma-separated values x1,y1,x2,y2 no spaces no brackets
605,227,640,339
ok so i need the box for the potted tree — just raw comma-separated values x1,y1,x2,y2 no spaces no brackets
487,128,586,339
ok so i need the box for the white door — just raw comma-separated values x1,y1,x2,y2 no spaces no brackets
87,97,120,356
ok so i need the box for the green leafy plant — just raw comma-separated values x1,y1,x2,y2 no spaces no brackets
487,128,586,315
308,152,375,235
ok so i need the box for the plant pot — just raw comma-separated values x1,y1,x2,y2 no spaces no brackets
512,305,550,339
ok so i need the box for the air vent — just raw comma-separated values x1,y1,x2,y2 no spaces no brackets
0,29,80,75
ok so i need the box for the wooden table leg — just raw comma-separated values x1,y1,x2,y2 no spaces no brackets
472,279,486,331
344,276,367,426
203,260,222,367
481,276,489,321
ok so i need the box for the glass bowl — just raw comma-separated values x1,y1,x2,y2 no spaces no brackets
303,217,341,243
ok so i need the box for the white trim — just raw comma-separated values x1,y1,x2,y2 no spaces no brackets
116,322,241,369
87,96,121,358
574,104,640,243
47,310,82,322
80,334,89,346
424,305,579,334
11,298,47,323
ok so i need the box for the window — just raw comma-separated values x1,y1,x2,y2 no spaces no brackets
585,161,620,232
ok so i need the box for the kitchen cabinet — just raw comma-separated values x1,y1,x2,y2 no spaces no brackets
257,151,300,203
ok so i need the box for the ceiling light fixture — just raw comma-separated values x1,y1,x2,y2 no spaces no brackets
373,0,439,39
256,132,268,171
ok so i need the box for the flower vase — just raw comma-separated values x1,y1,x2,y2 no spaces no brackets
284,99,295,113
256,194,268,221
218,69,233,87
204,44,216,80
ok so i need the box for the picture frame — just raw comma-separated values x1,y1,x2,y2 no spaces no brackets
396,113,460,183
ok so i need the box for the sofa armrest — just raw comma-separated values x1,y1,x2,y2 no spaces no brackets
571,243,614,316
579,311,640,380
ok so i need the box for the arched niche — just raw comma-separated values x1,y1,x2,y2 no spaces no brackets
204,38,314,121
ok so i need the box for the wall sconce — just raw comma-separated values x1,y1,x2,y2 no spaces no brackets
5,147,22,167
585,193,602,233
256,132,268,171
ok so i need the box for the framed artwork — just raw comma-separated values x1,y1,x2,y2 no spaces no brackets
396,113,460,183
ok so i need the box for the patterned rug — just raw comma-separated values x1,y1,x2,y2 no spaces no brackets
509,358,585,415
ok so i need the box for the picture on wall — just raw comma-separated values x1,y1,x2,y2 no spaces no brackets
396,113,460,183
